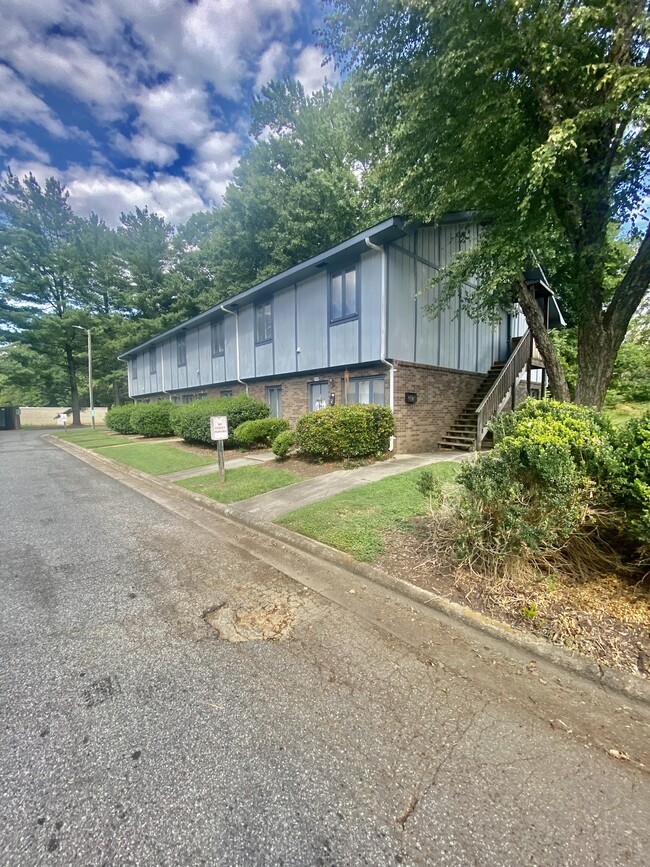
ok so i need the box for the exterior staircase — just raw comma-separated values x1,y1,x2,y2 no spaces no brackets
438,328,538,451
438,362,504,451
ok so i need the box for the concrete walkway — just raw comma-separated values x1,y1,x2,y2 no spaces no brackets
231,451,470,521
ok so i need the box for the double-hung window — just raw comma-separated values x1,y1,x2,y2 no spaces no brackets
255,301,272,343
177,334,186,367
211,320,224,356
149,348,157,375
330,266,357,322
131,358,138,380
266,386,282,418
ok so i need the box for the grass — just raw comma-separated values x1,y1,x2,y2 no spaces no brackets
93,442,216,475
177,465,301,504
276,462,461,562
54,432,135,448
604,401,650,427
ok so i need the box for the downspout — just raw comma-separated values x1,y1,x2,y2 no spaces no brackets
365,236,395,451
159,344,171,401
220,304,248,393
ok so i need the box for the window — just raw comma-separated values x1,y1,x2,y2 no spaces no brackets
211,320,224,356
344,375,385,406
182,394,194,404
221,390,233,398
131,358,138,380
266,386,282,418
196,392,208,400
309,382,329,411
255,301,272,343
177,334,186,367
149,347,156,375
330,266,357,322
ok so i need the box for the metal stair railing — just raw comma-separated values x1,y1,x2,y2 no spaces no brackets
475,330,533,446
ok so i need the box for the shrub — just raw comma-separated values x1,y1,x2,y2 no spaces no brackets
234,417,289,449
295,404,395,460
457,399,618,561
130,401,175,438
272,430,295,459
105,403,138,434
615,411,650,546
171,394,269,446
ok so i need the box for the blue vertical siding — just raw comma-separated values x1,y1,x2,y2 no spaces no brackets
296,273,327,371
359,248,382,361
273,286,297,373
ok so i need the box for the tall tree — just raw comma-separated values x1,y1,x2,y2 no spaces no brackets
0,172,87,422
322,0,650,406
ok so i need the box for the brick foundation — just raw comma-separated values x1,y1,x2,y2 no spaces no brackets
140,361,486,454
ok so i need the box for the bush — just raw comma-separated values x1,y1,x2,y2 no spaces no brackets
272,430,295,459
130,401,175,438
105,403,138,434
615,411,650,546
295,404,395,460
171,394,269,446
234,417,289,449
457,399,618,561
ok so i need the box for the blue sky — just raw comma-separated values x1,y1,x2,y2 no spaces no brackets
0,0,337,226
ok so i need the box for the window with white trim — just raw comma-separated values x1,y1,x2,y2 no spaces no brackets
266,386,282,418
344,375,385,405
149,348,156,375
330,266,357,322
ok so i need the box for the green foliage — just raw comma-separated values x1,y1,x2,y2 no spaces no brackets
233,417,289,449
171,395,269,445
272,430,295,459
416,468,443,508
94,442,215,475
323,0,650,407
522,602,539,620
105,403,138,434
615,412,650,546
295,404,395,460
130,401,175,438
457,400,618,559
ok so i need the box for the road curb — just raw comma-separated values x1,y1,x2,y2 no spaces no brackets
48,434,650,707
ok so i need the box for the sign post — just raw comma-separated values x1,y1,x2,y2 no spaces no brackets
210,416,229,482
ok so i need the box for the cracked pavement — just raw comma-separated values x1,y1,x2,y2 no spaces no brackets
1,430,649,866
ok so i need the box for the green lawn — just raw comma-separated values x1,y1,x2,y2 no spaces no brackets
177,465,301,504
93,442,215,475
276,462,461,562
604,401,650,427
54,431,134,448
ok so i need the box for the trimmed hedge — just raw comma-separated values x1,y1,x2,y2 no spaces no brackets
272,430,295,459
105,403,138,434
615,411,650,546
234,417,289,448
171,394,269,446
295,404,395,460
131,401,175,438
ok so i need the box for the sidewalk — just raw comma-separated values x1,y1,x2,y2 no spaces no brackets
230,451,470,521
159,450,275,482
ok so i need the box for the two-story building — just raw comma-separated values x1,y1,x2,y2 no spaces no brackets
119,214,560,452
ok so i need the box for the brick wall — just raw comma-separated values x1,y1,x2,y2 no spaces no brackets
392,361,484,453
143,361,485,454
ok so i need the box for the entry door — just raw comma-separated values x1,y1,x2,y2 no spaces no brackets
309,382,329,411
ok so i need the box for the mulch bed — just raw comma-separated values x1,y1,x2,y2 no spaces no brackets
376,517,650,677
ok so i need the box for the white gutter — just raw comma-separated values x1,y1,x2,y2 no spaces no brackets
220,304,248,393
365,237,395,451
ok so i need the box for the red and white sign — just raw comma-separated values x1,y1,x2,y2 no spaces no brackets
210,416,229,441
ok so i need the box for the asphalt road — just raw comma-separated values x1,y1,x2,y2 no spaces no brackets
1,430,649,867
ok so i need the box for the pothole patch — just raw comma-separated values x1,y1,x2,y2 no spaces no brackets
203,602,294,642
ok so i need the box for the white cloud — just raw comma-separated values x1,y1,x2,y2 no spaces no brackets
0,65,67,138
294,46,339,96
135,78,213,147
254,42,288,92
0,130,51,164
113,133,178,168
187,131,241,203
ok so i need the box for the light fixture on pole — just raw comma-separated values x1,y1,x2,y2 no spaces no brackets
72,326,95,429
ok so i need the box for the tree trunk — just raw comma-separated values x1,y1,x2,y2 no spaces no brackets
574,319,615,408
518,280,571,403
65,343,81,426
113,378,121,407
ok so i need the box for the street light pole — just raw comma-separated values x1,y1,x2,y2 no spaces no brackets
73,326,95,429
